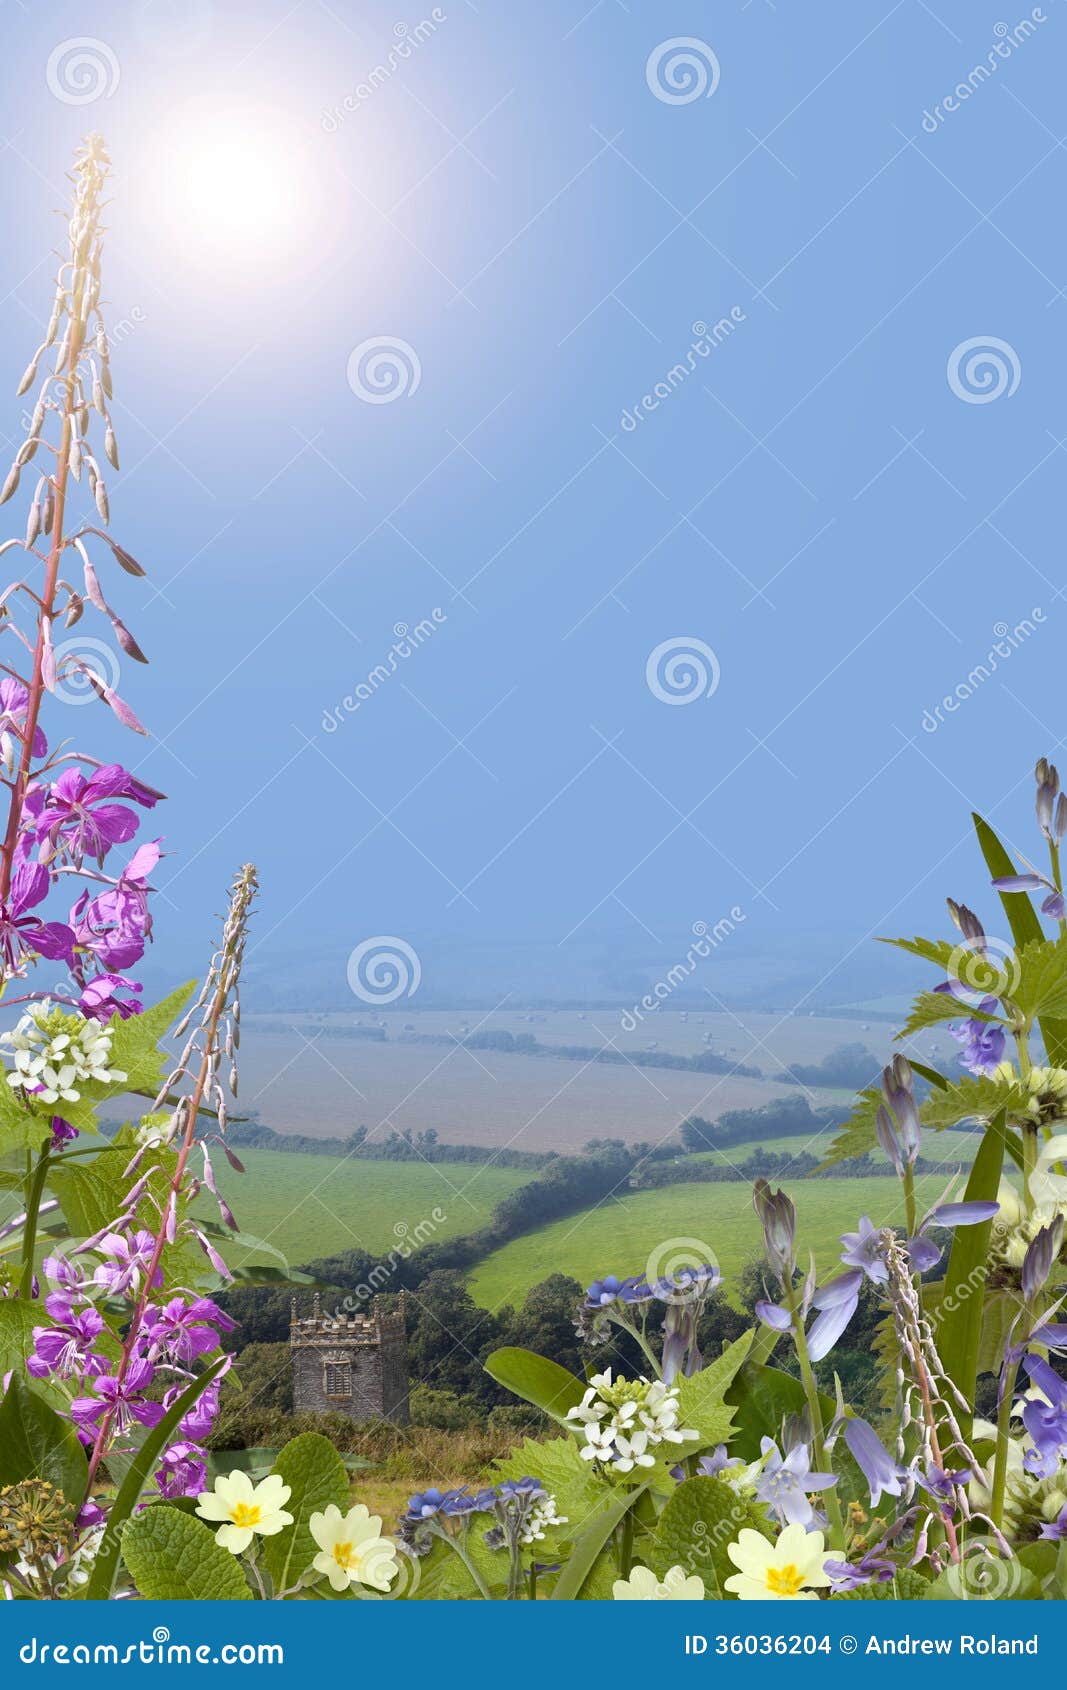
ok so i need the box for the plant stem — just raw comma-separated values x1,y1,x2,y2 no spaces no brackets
19,1145,50,1299
617,1507,635,1578
783,1281,846,1550
990,1358,1020,1533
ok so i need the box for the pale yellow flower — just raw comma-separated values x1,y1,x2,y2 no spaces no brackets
612,1564,705,1600
724,1524,832,1600
196,1470,293,1555
309,1503,399,1592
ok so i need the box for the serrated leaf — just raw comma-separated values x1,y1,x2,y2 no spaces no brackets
0,1085,53,1156
833,1568,931,1600
650,1475,771,1597
1013,935,1067,1023
483,1346,588,1425
493,1435,602,1542
898,991,1001,1040
106,980,196,1094
878,935,957,971
818,1086,881,1168
674,1331,752,1453
921,1075,1027,1130
0,1374,87,1500
121,1505,252,1600
259,1431,350,1592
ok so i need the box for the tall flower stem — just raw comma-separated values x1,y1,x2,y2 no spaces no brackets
782,1281,846,1550
990,1359,1020,1533
19,1144,51,1298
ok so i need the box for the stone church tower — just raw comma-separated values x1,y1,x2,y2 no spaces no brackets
290,1294,410,1425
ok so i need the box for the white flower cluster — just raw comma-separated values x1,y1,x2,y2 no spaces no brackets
519,1491,568,1545
566,1370,698,1473
2,1002,126,1105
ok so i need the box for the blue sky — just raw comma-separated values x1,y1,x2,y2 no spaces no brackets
0,1,1063,1006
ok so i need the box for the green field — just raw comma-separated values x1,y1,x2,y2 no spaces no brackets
213,1151,534,1271
466,1171,957,1311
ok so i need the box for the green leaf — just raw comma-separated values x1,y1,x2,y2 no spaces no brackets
833,1568,930,1600
121,1505,253,1600
106,981,196,1095
493,1435,601,1544
483,1346,588,1425
674,1331,752,1454
921,1074,1027,1129
259,1432,350,1592
877,935,957,971
0,1299,39,1380
934,1110,1005,1445
0,1374,87,1501
550,1479,652,1600
650,1475,771,1597
725,1362,835,1463
0,1086,53,1156
1013,935,1067,1023
897,991,1002,1040
85,1352,230,1599
974,811,1067,1065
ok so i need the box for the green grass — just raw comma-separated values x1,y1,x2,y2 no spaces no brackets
213,1150,533,1270
467,1171,955,1311
684,1128,980,1168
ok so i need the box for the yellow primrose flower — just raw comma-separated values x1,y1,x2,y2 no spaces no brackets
724,1524,832,1600
196,1470,293,1555
612,1563,705,1600
309,1503,399,1593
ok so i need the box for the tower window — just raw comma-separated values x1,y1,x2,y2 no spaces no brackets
323,1359,351,1399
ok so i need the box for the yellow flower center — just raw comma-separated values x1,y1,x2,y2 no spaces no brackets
766,1563,804,1596
230,1502,262,1529
332,1540,357,1570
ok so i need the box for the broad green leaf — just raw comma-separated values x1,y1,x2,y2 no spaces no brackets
260,1431,350,1592
106,981,196,1094
725,1362,835,1463
1013,935,1067,1023
934,1110,1005,1446
483,1346,588,1425
833,1568,930,1599
0,1086,53,1156
0,1299,39,1380
674,1331,752,1454
921,1073,1028,1129
85,1352,230,1598
974,811,1067,1065
493,1435,601,1544
0,1374,87,1501
650,1475,771,1597
121,1505,252,1600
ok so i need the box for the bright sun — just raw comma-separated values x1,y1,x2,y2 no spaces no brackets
152,109,318,264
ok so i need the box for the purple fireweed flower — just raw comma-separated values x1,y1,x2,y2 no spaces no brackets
993,871,1066,922
0,860,75,971
754,1436,838,1528
806,1270,864,1363
35,764,161,865
71,1358,165,1438
840,1216,890,1285
79,972,144,1022
167,1378,222,1444
27,1299,106,1379
0,678,47,759
42,1253,89,1297
141,1296,236,1365
845,1417,911,1508
92,1229,162,1297
154,1441,208,1501
49,1115,78,1146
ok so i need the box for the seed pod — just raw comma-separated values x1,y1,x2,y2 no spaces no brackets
25,495,41,548
15,352,40,397
69,438,82,481
64,590,84,628
29,397,46,436
96,328,109,358
112,615,147,663
45,306,62,347
94,475,109,523
41,489,54,534
0,464,19,505
100,358,113,399
104,424,119,469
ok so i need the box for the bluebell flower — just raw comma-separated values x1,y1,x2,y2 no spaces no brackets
583,1274,651,1310
907,1200,999,1275
839,1216,890,1285
844,1418,911,1508
806,1271,864,1363
1039,1506,1067,1542
753,1436,838,1529
1021,1357,1067,1478
752,1180,797,1281
950,1012,1007,1077
825,1553,895,1592
993,871,1066,922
